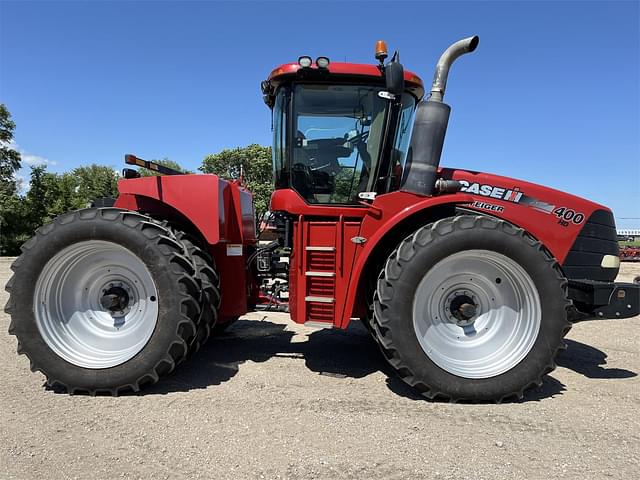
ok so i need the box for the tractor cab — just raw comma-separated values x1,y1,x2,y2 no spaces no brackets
262,48,425,204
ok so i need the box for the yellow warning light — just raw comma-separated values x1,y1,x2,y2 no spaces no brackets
375,40,388,62
408,74,423,86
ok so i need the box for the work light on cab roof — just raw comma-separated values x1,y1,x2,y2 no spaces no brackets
315,56,330,69
297,55,330,69
297,56,313,68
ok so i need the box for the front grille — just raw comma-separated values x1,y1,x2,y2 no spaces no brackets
562,209,619,282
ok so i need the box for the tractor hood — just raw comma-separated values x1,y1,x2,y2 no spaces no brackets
440,167,619,282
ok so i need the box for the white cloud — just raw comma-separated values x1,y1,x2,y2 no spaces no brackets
22,153,51,167
7,140,57,167
2,140,61,195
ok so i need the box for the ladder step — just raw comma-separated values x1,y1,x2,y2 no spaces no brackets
305,296,335,304
305,271,336,277
305,246,335,252
304,321,333,329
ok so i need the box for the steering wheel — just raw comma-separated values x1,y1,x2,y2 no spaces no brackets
291,162,315,199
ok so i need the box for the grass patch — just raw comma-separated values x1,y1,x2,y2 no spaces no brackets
620,240,640,247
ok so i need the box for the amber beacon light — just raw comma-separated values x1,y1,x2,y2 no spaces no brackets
375,40,388,63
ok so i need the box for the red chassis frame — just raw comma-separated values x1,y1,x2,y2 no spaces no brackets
114,167,611,329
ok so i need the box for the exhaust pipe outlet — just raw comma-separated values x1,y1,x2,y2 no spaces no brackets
400,35,479,196
429,35,479,103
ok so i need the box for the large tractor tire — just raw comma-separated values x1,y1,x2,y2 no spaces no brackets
371,215,572,402
172,229,221,353
166,225,231,338
5,208,202,395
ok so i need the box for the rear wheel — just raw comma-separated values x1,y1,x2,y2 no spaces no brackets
372,215,571,402
172,229,220,353
5,208,200,394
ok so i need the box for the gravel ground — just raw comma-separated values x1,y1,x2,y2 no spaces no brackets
1,258,638,480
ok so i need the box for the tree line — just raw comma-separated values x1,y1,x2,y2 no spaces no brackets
0,104,273,256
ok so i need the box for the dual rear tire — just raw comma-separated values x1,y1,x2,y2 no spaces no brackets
5,208,220,394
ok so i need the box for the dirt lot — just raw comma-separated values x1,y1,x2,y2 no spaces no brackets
1,258,638,480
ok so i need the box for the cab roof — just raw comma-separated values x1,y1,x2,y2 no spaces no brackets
265,62,425,103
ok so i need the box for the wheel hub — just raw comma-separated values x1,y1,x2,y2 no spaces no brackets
412,250,542,379
448,293,477,326
99,282,134,317
100,285,130,314
34,240,159,369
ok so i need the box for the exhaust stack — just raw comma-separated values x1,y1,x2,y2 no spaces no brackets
429,35,479,103
401,36,479,195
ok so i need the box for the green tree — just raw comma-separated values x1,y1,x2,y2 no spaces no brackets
0,104,21,182
19,163,113,242
138,158,192,176
200,144,273,221
24,165,58,228
25,164,120,226
0,104,25,255
72,164,119,201
42,171,84,217
0,192,28,255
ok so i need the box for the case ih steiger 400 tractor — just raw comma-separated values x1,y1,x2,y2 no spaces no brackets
6,36,639,401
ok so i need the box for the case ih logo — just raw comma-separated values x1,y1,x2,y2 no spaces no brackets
460,179,563,217
458,180,523,203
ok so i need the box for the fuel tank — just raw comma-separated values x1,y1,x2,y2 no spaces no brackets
440,167,620,282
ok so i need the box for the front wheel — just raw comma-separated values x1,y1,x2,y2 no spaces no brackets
371,215,571,402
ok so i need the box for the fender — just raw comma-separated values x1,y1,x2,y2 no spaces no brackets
339,190,474,327
114,174,256,245
114,174,256,320
339,169,614,327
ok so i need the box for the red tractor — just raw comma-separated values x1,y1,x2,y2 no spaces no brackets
6,36,639,401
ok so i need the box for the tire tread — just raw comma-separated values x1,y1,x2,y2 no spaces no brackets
371,215,572,402
4,207,202,395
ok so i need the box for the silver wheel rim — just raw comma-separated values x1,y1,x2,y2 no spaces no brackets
412,250,541,379
34,240,159,369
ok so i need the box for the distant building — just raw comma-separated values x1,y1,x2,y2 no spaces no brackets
617,229,640,241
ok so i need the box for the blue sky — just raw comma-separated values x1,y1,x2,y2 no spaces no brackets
1,0,638,227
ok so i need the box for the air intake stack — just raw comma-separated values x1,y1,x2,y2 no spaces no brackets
401,35,479,195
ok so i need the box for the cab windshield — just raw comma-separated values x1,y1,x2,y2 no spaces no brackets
272,83,416,204
292,84,387,203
